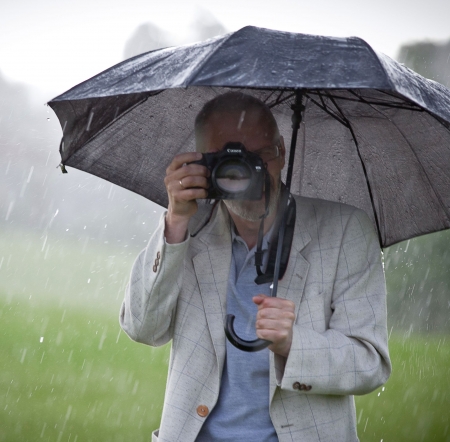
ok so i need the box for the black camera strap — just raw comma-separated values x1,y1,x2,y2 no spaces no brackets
254,182,296,285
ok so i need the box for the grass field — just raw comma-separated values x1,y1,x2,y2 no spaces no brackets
0,299,169,442
2,298,449,442
1,226,449,441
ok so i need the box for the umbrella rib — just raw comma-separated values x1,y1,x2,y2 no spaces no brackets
307,93,348,128
352,99,450,224
324,92,384,246
347,90,423,112
376,90,450,132
309,90,423,112
264,90,296,109
185,33,237,85
63,93,159,168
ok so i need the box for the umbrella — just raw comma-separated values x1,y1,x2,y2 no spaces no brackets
48,26,450,249
48,25,450,352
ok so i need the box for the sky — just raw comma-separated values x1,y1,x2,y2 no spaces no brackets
1,0,449,102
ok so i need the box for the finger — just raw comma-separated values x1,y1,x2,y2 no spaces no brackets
166,152,202,173
256,308,295,321
253,296,295,312
252,294,267,305
256,316,294,330
255,326,292,343
170,187,209,202
177,175,210,190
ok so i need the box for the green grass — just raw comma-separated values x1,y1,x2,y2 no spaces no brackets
2,298,449,442
356,334,450,442
0,299,170,442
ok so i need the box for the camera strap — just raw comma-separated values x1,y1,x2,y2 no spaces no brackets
254,182,296,285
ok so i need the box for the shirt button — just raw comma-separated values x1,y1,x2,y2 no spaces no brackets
157,251,161,259
196,405,209,417
153,265,158,273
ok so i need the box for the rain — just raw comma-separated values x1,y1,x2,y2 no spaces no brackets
1,1,450,441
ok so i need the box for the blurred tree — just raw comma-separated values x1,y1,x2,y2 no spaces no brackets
122,8,227,60
397,39,450,88
385,230,450,333
0,70,162,245
188,8,227,42
123,23,172,60
390,39,450,333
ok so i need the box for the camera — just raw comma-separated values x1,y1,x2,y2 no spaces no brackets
191,142,265,200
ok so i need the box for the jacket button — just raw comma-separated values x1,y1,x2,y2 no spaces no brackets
157,251,161,259
293,382,311,391
153,265,158,273
197,405,209,417
155,258,160,266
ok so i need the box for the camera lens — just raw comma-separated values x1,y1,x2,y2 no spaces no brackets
214,160,252,194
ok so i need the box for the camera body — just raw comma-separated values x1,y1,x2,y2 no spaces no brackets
192,142,265,200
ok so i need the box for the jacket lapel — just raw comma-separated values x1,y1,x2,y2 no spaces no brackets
192,203,232,368
275,198,312,319
192,198,312,382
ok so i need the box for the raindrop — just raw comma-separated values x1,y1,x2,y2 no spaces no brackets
5,201,14,221
86,110,94,131
26,166,34,183
40,337,44,343
47,117,50,121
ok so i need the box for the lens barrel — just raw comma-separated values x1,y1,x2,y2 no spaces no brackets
191,142,264,200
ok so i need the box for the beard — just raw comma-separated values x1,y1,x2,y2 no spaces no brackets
223,177,281,222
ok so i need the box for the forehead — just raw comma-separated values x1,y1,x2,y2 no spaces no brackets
202,109,276,149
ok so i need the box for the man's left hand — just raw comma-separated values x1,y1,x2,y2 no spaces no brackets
253,295,296,357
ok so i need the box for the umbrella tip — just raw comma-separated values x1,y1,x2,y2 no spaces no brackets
57,163,68,174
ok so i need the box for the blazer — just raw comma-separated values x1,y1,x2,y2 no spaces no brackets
120,195,391,442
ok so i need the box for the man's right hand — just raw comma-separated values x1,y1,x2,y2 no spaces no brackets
163,152,210,244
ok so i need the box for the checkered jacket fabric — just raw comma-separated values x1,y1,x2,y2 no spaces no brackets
120,196,391,442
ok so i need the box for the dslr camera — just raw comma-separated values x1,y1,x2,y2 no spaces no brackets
191,142,265,200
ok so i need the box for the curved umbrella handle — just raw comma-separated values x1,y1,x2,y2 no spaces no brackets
224,314,271,352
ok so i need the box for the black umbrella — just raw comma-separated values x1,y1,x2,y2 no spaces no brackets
48,26,450,350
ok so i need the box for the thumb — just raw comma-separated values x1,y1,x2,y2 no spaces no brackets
252,294,268,305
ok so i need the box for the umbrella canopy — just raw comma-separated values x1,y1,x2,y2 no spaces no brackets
48,26,450,248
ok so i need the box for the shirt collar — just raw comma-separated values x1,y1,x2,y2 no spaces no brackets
231,219,275,253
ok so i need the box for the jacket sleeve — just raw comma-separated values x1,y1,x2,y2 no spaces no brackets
276,208,391,395
119,212,190,347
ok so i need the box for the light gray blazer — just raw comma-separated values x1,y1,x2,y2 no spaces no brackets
120,196,391,442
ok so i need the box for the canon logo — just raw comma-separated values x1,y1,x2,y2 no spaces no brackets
226,149,242,153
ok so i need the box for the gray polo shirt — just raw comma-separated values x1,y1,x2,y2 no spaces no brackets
196,227,278,441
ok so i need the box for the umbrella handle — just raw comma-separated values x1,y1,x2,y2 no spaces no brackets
224,314,271,352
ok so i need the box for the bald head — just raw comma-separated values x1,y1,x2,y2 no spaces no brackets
195,92,280,152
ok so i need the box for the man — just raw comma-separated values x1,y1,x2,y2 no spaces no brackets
120,92,391,442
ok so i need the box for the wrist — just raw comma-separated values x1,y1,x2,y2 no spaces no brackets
165,212,190,244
